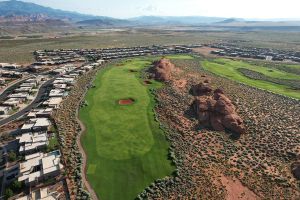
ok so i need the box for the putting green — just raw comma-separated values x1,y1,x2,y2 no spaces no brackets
202,58,300,99
80,58,175,200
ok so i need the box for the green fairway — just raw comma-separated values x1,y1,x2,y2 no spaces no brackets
80,58,174,200
202,58,300,99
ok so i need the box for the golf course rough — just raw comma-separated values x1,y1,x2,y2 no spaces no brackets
202,58,300,99
79,58,176,200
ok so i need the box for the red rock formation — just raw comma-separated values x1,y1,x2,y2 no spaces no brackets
191,82,213,96
193,84,245,134
152,58,175,81
291,161,300,180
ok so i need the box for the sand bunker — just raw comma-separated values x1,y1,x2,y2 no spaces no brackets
118,98,135,105
144,80,152,85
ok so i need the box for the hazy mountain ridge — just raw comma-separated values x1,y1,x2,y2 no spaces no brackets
0,0,117,22
0,0,300,35
129,16,229,25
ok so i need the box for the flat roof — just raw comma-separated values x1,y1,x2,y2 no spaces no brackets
18,132,48,152
0,106,9,111
32,118,51,127
18,151,63,184
44,97,63,105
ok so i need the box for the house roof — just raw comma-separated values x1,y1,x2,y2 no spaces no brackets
21,118,51,130
18,151,63,184
43,97,63,106
17,132,48,153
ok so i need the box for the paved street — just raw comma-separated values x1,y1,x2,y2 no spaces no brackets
0,78,55,126
0,77,32,102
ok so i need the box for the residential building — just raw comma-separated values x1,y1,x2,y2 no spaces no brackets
17,132,48,155
21,118,51,133
8,93,29,101
15,87,32,93
53,84,67,90
27,108,53,118
18,150,63,185
42,98,63,109
2,98,20,107
49,89,65,98
0,106,10,115
16,187,59,200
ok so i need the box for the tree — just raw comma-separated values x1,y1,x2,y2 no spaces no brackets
7,151,17,162
4,188,13,200
11,180,22,191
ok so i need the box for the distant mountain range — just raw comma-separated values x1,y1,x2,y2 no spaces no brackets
0,0,300,34
128,16,230,25
0,0,120,23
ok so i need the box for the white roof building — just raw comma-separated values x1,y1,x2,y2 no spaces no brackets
65,73,79,78
53,84,67,90
0,106,10,115
43,98,63,109
17,132,48,155
97,59,105,64
82,65,94,71
21,118,51,133
0,63,21,69
25,78,38,84
27,108,53,118
52,68,66,75
49,89,65,98
20,82,36,88
18,150,63,185
15,86,32,93
16,187,58,200
8,92,29,100
2,98,20,107
53,77,74,85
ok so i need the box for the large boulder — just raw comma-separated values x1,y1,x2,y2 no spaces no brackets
192,85,246,135
152,58,175,81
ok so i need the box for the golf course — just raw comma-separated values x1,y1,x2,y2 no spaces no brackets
79,57,175,200
202,58,300,99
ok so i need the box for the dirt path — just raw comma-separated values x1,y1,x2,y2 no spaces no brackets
220,175,259,200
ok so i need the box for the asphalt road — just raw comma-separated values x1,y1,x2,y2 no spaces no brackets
0,77,55,126
0,77,32,102
0,65,83,127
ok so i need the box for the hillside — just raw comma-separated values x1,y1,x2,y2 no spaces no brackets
0,0,118,22
76,18,129,27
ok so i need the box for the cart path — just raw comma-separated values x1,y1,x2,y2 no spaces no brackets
76,93,99,200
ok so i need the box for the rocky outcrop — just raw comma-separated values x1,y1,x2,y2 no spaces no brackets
151,58,175,81
291,162,300,180
193,84,245,134
191,82,213,96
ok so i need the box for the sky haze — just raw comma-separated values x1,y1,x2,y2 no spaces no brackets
2,0,300,19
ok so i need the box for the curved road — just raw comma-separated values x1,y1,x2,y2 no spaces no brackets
0,76,32,101
0,78,55,126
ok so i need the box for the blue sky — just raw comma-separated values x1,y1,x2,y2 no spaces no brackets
5,0,300,19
